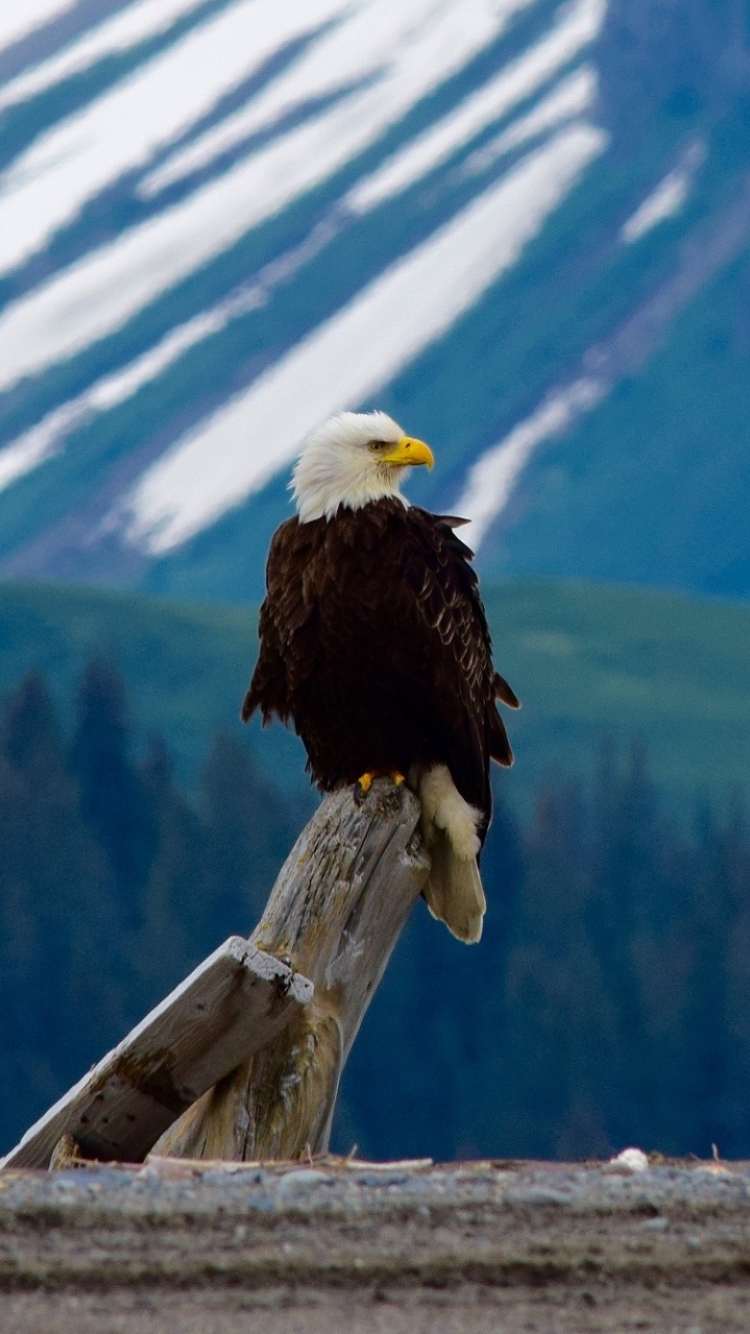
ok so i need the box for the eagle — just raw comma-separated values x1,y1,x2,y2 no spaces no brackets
242,410,519,944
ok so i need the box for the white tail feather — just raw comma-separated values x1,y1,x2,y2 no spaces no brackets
412,765,486,944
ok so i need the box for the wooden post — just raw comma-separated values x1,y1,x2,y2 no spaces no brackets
0,778,428,1170
152,779,429,1161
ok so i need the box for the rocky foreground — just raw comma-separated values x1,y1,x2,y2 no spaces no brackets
1,1155,749,1332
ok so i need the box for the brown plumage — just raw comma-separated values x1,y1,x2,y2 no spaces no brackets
242,498,518,844
241,408,519,943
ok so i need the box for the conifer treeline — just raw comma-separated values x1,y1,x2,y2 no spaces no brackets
343,743,750,1162
0,660,298,1151
1,661,749,1162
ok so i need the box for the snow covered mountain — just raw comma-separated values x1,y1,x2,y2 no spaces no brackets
0,0,748,601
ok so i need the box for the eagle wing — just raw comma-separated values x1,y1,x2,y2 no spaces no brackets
394,507,516,824
241,517,316,725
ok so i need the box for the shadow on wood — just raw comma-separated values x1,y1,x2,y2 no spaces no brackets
1,779,428,1169
154,779,429,1161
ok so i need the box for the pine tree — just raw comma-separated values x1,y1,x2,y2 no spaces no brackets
499,780,615,1158
691,791,750,1155
589,739,700,1153
339,787,525,1163
0,673,124,1149
200,730,296,943
69,657,157,927
132,737,207,1006
721,795,750,1154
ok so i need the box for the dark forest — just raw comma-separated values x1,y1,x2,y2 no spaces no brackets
1,661,748,1163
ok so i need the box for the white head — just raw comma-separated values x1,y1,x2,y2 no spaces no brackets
291,410,434,524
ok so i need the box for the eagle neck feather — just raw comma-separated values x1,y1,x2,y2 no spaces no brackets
291,409,410,523
296,481,410,525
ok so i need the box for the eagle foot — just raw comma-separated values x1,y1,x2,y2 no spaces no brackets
356,769,405,802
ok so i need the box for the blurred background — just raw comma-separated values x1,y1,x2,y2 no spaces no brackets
2,0,750,1162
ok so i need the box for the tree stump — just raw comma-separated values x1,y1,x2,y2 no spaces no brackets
152,778,429,1161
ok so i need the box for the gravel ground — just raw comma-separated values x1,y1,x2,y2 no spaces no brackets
1,1155,750,1332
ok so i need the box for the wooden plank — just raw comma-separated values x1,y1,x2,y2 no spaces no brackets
0,938,313,1170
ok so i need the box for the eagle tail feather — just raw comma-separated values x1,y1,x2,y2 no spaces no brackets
240,687,257,723
414,764,486,945
494,671,521,710
423,841,486,944
489,708,514,768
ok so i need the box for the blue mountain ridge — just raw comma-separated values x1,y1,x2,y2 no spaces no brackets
0,0,747,603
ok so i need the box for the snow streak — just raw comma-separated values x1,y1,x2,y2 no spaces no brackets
461,65,596,176
0,0,616,569
348,0,604,213
0,0,350,277
0,0,207,115
621,141,705,245
120,124,606,553
622,170,689,244
0,0,540,391
455,378,605,547
139,0,537,197
0,0,76,54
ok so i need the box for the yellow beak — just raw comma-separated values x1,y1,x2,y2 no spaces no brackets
380,435,434,470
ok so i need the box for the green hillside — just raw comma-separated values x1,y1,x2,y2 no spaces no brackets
484,580,750,807
0,581,307,795
1,578,749,807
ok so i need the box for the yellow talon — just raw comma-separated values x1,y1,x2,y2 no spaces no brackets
357,769,404,793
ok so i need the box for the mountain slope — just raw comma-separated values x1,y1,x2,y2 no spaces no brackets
2,578,749,809
0,0,748,601
491,212,750,595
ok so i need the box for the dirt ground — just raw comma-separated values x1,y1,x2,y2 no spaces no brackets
1,1156,749,1332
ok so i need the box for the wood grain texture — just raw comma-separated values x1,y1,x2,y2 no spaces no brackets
1,939,312,1170
153,779,429,1161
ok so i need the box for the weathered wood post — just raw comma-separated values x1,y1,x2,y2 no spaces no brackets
152,778,429,1161
1,778,428,1171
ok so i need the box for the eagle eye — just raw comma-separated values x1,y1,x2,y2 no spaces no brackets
367,439,389,453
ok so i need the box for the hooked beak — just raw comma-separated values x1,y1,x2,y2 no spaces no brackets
380,435,434,470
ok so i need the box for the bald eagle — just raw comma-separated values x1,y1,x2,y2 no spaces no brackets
242,410,519,943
